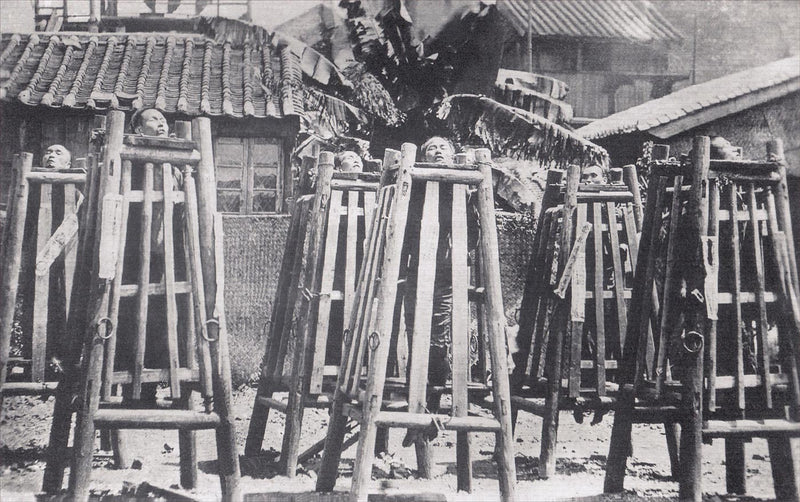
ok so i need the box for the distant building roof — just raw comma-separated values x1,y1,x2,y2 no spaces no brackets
497,0,682,43
578,56,800,139
0,32,304,119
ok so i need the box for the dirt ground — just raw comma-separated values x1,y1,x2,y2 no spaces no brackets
0,386,784,501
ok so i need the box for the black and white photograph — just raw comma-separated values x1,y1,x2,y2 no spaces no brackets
0,0,799,500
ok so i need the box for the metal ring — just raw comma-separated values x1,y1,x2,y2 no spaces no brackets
682,330,704,354
95,317,114,340
368,332,380,351
202,318,219,342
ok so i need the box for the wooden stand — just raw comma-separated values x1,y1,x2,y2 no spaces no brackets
604,136,800,501
245,152,382,476
41,111,241,501
315,144,516,502
510,164,651,478
0,154,84,396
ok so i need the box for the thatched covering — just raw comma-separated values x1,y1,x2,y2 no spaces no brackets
437,94,608,167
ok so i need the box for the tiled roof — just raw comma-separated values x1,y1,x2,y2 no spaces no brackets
578,56,800,140
497,0,682,43
0,32,304,118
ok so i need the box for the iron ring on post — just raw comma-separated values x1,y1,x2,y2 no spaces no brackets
682,330,704,354
368,332,380,351
203,318,220,342
96,317,114,340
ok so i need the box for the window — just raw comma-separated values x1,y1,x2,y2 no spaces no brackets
214,137,283,214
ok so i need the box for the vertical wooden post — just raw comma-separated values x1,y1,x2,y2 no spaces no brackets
540,163,579,479
0,153,33,391
474,149,516,501
768,139,799,293
192,122,242,501
32,183,53,382
350,143,416,502
622,164,643,232
677,136,710,502
68,110,126,502
280,152,334,477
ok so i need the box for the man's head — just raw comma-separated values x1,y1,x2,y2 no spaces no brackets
581,164,606,185
43,144,71,170
710,136,739,160
131,108,169,137
336,151,363,173
421,136,454,164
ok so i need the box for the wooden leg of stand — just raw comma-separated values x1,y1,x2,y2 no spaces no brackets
375,427,389,456
42,374,77,492
665,421,680,479
244,379,275,457
539,386,560,478
678,365,704,502
112,430,132,469
725,438,746,494
316,392,350,492
768,437,800,501
604,388,634,493
280,373,306,477
178,387,197,489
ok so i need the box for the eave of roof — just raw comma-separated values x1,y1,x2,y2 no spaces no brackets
578,56,800,140
0,31,304,119
497,0,682,43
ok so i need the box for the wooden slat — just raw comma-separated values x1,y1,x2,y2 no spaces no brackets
132,162,154,400
705,180,720,412
655,176,684,396
363,192,376,230
748,183,772,409
161,163,181,398
593,202,606,396
93,409,221,430
406,182,439,415
110,367,199,384
606,201,628,354
622,204,638,272
344,191,359,333
718,208,768,222
119,281,193,297
63,184,78,315
102,161,132,400
728,184,745,411
524,209,553,378
569,203,588,398
32,183,53,382
450,183,472,492
122,191,185,203
531,212,560,380
310,189,343,393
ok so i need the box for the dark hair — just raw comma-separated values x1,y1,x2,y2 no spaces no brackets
129,107,165,132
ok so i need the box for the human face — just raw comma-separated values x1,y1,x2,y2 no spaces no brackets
137,109,169,137
711,137,739,160
339,151,363,173
423,137,454,164
581,165,604,185
43,144,71,169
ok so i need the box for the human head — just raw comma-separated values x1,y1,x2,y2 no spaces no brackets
131,108,169,137
710,136,739,160
581,163,606,185
421,136,454,164
43,144,71,170
336,151,363,173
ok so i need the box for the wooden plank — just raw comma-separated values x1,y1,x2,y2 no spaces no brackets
622,165,643,230
531,212,561,380
450,183,472,492
32,183,53,382
705,180,720,412
655,176,684,397
132,162,155,400
344,190,359,336
102,161,132,400
93,409,221,429
593,202,606,397
406,181,440,474
310,189,343,394
569,203,588,398
606,201,628,355
161,163,182,399
622,204,638,272
63,184,78,315
363,192,376,228
748,183,772,409
525,210,554,379
728,184,746,412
